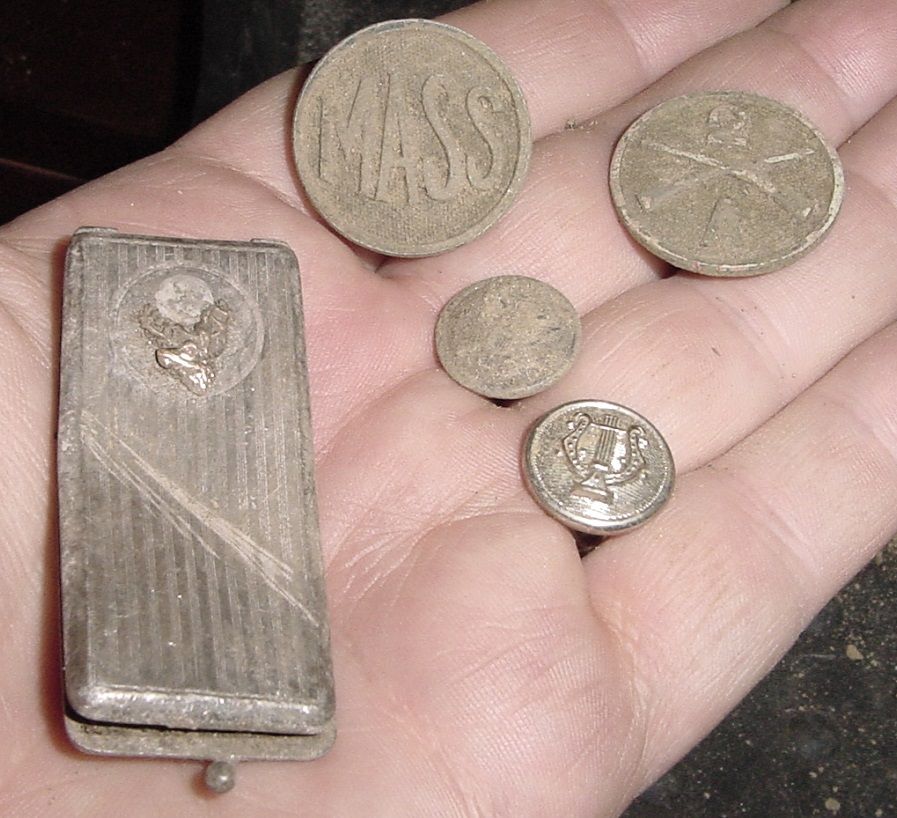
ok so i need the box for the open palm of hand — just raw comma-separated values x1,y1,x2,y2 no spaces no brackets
2,0,897,815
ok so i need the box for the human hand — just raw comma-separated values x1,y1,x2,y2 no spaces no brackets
2,0,896,814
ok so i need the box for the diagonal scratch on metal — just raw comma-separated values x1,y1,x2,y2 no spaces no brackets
80,411,319,627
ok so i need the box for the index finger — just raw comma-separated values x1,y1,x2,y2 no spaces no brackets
444,0,789,137
177,0,790,207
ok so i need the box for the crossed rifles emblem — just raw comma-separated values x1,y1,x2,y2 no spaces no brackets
636,103,818,245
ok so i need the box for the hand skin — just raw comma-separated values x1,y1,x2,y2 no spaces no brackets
2,0,897,815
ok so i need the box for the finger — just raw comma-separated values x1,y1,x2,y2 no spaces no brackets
171,0,788,269
442,0,788,138
152,0,793,273
382,0,897,312
580,317,897,797
177,0,789,203
526,89,897,475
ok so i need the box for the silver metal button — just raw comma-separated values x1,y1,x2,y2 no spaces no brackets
524,400,675,535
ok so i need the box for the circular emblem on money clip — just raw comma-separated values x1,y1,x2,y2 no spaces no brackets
112,266,265,397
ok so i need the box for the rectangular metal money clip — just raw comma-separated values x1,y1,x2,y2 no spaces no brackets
58,228,334,791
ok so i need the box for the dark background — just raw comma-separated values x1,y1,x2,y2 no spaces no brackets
1,1,895,815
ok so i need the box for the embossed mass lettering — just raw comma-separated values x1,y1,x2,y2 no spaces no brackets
318,72,507,204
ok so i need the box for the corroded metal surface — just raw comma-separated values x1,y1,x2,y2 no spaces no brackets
435,275,581,400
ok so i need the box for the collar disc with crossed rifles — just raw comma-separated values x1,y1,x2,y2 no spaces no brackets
610,91,844,277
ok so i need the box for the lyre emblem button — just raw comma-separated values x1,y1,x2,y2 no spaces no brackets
525,401,675,535
561,412,649,503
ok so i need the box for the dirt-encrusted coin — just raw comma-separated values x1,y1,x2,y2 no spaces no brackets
435,276,581,400
610,91,844,276
524,400,674,535
293,19,532,258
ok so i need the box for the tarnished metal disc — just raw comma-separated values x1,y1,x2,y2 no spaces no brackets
610,91,844,276
435,275,581,400
293,19,532,257
524,400,674,535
